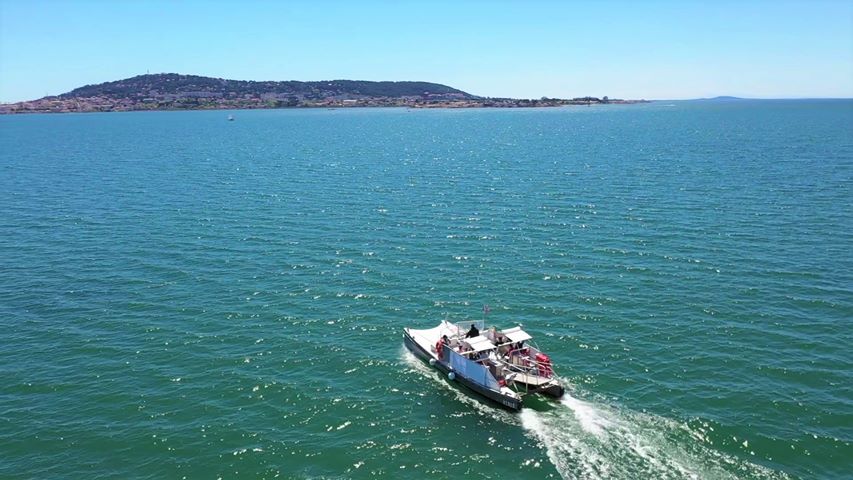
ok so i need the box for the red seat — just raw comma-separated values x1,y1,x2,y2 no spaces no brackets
536,353,553,377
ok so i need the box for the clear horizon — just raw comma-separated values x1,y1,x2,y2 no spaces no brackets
1,0,851,103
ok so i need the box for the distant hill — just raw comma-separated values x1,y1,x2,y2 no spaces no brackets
59,73,474,101
693,96,746,101
0,73,648,113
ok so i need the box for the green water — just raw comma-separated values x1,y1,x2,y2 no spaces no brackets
1,101,851,479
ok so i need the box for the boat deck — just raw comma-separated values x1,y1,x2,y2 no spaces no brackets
508,371,554,386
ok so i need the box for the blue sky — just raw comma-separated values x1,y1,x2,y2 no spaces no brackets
1,0,851,102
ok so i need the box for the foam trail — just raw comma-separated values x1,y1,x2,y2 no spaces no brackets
520,406,609,479
561,394,611,438
520,391,790,480
402,350,787,479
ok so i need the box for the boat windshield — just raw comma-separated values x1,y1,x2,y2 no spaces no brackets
455,320,485,338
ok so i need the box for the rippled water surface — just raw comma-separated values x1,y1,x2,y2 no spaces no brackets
1,101,851,479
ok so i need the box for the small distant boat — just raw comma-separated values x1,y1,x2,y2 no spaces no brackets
227,114,234,121
403,319,564,411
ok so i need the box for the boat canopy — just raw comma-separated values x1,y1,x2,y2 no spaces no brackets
501,326,532,343
406,321,460,346
465,335,496,352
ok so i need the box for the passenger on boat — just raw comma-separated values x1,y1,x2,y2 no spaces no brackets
507,342,524,360
488,326,497,341
465,324,480,338
436,335,450,360
496,334,510,355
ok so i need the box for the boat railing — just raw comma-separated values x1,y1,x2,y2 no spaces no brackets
498,345,555,379
444,322,556,380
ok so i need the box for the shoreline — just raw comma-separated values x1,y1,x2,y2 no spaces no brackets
0,99,649,115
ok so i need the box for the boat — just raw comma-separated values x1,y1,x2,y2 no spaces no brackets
403,320,564,411
227,114,234,121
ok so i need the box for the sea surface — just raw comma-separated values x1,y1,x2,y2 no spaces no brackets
1,101,851,480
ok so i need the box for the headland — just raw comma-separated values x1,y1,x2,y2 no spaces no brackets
0,73,648,114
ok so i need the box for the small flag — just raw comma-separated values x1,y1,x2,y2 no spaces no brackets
483,304,490,315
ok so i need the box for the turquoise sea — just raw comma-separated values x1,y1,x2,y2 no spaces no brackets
1,101,851,479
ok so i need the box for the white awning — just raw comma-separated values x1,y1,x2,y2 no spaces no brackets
465,335,496,352
501,326,532,343
406,321,460,345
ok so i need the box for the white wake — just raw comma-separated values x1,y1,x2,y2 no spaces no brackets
401,349,787,479
520,387,790,480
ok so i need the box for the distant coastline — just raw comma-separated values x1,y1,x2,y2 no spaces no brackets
0,73,648,114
